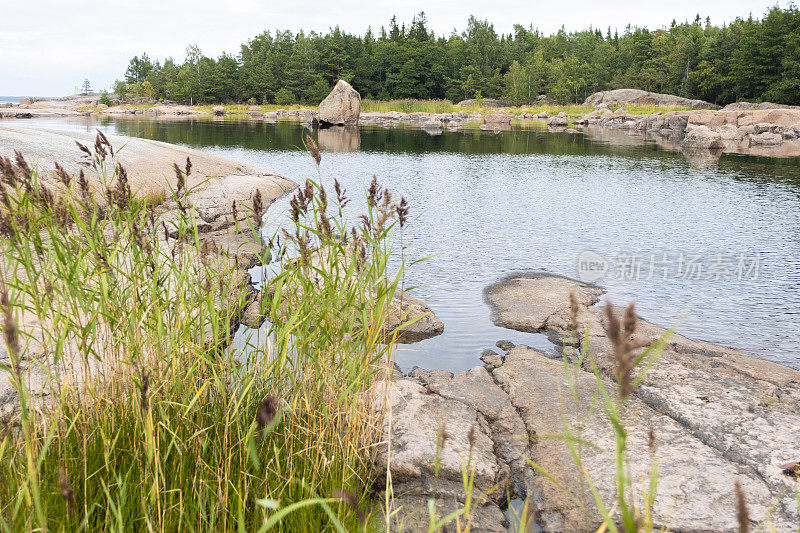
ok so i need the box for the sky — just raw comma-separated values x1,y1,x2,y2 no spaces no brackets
0,0,784,96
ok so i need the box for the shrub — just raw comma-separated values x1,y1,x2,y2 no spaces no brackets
274,87,296,106
99,91,113,107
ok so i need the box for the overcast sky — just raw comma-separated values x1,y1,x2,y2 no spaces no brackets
0,0,783,96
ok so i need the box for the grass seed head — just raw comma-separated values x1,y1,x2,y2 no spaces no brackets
54,162,71,187
58,466,76,512
252,189,263,220
139,371,150,411
734,479,750,533
1,281,19,362
604,301,638,399
396,196,409,228
304,132,321,166
569,292,580,333
257,395,280,436
333,490,365,525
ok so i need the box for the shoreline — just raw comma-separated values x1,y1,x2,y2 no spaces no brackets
381,272,800,531
2,121,798,530
5,98,800,160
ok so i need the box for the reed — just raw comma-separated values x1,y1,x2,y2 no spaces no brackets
0,135,409,531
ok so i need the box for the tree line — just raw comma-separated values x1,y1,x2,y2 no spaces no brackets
114,7,800,107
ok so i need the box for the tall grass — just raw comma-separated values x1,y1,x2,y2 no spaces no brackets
0,135,409,531
361,99,457,114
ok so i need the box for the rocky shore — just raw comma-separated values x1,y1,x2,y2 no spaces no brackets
6,87,800,158
378,273,800,531
573,103,800,158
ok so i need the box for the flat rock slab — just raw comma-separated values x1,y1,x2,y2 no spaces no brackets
0,124,296,200
481,273,800,530
376,273,800,531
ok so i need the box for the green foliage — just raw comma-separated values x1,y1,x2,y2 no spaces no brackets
0,136,410,531
99,91,113,107
307,80,332,104
274,87,295,105
120,7,800,106
111,80,129,101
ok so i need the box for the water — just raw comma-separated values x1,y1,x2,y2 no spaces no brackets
15,117,800,371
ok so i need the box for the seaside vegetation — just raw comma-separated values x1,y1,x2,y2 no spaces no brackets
0,136,413,530
0,135,792,531
112,6,800,108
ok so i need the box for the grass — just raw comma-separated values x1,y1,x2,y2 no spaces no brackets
83,99,693,118
361,99,457,114
0,135,413,531
615,103,692,115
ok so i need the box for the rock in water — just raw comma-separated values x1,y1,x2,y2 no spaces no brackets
682,125,724,150
318,80,361,126
484,112,513,128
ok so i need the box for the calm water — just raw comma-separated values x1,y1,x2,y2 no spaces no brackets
18,117,800,371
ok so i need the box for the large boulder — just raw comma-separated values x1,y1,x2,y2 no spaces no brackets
584,89,718,110
682,125,723,150
318,80,361,126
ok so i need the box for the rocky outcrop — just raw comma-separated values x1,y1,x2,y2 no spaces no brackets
482,112,513,131
318,80,361,126
682,125,724,150
484,273,800,530
456,98,511,108
374,366,529,531
212,106,225,116
360,111,481,130
578,105,800,157
379,272,800,531
584,89,718,110
722,101,800,111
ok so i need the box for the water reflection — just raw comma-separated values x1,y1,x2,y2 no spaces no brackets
317,126,360,152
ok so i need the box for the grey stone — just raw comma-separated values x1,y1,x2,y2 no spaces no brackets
318,80,361,126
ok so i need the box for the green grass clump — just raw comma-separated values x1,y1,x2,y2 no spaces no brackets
361,99,457,114
614,104,692,115
0,134,408,531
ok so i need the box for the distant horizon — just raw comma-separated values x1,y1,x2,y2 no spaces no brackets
1,0,787,96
